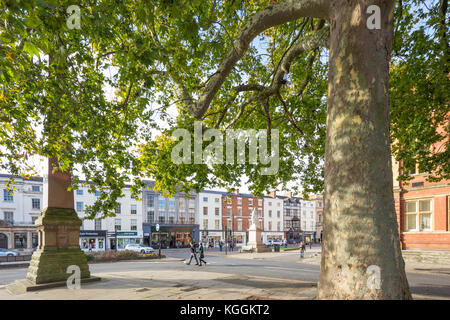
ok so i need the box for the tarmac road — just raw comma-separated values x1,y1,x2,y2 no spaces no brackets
0,249,448,299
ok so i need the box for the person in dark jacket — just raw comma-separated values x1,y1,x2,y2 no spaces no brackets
299,241,306,258
186,241,199,265
198,241,207,266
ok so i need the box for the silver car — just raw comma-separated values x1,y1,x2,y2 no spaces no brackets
0,248,19,257
124,244,154,254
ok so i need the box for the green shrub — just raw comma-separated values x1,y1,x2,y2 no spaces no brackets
85,253,94,262
84,250,163,263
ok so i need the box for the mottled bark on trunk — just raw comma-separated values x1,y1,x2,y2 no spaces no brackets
318,0,412,299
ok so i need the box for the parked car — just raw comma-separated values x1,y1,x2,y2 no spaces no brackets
271,240,283,246
124,244,154,254
0,248,20,257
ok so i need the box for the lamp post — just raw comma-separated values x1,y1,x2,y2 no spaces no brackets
156,223,161,259
231,211,234,252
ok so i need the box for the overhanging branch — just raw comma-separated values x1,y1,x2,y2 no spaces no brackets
188,0,330,118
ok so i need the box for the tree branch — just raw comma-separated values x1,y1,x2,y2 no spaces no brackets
276,90,305,136
189,0,331,118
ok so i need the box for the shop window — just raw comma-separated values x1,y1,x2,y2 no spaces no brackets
89,239,96,250
32,233,38,248
98,238,104,249
82,238,89,249
14,233,27,249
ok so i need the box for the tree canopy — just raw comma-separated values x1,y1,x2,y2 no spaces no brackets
0,0,448,219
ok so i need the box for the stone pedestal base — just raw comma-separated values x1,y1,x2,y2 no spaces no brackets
25,207,91,284
247,224,270,253
26,248,91,284
7,277,101,295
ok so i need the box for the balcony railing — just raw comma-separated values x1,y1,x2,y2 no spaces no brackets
3,221,36,226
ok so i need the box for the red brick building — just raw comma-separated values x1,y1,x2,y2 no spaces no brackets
393,121,450,250
221,190,264,245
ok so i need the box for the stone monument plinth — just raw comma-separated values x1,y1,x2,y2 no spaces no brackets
246,209,271,253
6,158,98,294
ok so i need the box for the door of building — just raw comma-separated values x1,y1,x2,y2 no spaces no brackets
0,233,7,249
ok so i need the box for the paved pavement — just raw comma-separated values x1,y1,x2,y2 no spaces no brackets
0,246,449,300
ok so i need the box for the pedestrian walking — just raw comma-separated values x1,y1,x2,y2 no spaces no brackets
219,241,223,251
283,238,287,248
186,241,199,265
198,241,207,266
299,241,305,258
309,241,312,249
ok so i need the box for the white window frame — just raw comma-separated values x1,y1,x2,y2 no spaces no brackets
405,199,433,232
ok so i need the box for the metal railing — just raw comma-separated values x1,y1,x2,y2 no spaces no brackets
0,255,32,263
3,221,36,226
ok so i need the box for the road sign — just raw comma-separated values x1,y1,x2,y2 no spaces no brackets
155,224,160,232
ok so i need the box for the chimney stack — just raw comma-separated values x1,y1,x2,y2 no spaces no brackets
234,189,239,195
284,191,292,198
269,191,276,198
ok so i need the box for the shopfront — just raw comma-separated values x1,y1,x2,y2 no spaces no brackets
79,230,107,252
201,231,222,247
262,232,284,243
116,231,142,250
143,224,199,248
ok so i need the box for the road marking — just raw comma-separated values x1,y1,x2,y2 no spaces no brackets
264,266,320,273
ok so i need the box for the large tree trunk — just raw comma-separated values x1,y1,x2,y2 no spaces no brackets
317,0,412,299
